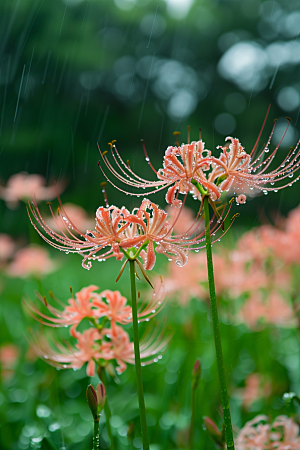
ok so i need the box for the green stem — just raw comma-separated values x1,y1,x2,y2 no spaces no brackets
129,260,150,450
93,419,100,450
203,196,235,450
188,387,196,450
99,369,115,450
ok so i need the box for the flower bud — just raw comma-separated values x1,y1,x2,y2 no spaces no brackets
86,383,106,420
86,384,98,419
192,359,201,389
203,417,225,449
96,382,106,411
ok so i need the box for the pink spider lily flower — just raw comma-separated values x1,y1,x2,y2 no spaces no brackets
91,286,166,328
24,283,166,334
98,108,300,207
0,172,64,209
91,290,133,334
46,203,95,232
30,324,169,376
214,113,300,202
28,196,235,271
31,327,103,376
28,199,130,269
235,415,300,450
98,140,220,208
24,285,100,334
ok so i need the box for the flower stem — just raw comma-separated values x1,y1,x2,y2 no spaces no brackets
129,259,150,450
93,419,100,450
188,386,196,450
99,369,115,450
203,196,235,450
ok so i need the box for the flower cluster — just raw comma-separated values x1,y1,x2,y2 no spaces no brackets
98,111,300,206
25,284,168,376
235,415,300,450
28,196,233,271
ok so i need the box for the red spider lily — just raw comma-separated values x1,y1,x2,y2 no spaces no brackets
28,196,234,271
24,283,167,334
98,140,219,207
30,324,170,376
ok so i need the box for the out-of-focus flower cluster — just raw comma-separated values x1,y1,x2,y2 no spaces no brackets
163,203,300,329
25,283,168,376
235,415,300,450
0,234,55,278
0,172,64,209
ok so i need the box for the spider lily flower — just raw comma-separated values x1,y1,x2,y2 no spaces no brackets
98,140,220,207
28,196,234,271
235,415,300,450
27,199,130,269
99,109,300,207
24,285,100,334
30,323,169,376
24,283,166,334
214,115,300,203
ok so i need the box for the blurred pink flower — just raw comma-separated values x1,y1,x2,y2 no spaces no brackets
236,373,271,409
240,291,295,329
0,344,19,369
0,233,16,262
258,209,300,265
7,245,55,278
166,204,199,236
235,415,300,450
162,251,209,304
0,172,63,209
46,203,94,232
0,343,20,379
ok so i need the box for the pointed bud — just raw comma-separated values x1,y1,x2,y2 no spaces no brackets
192,359,201,389
96,383,106,411
86,384,98,419
203,417,225,449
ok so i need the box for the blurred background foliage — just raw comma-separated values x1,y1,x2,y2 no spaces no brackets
1,0,300,228
1,0,300,449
